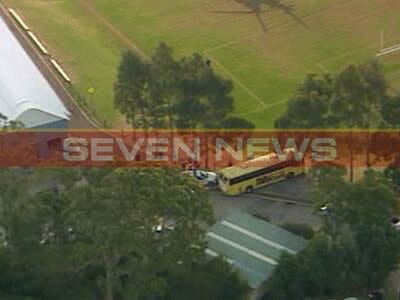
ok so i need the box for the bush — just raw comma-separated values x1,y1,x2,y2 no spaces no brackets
281,222,314,239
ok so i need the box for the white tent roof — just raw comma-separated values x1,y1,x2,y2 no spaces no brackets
0,16,70,127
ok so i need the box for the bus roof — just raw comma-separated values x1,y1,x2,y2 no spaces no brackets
218,153,288,179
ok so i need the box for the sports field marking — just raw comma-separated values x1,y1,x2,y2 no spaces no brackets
203,39,242,54
77,0,148,59
75,2,270,114
203,51,267,108
380,44,400,53
201,0,364,116
203,29,265,54
377,44,400,57
70,0,271,117
75,1,272,121
317,36,400,67
317,41,379,66
317,63,327,73
234,98,290,117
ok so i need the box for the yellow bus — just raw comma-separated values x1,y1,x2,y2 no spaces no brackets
217,150,305,196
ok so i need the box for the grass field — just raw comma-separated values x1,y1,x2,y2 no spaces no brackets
3,0,400,128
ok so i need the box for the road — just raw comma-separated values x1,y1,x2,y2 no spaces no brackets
210,175,321,228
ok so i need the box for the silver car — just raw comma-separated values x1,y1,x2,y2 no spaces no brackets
182,169,218,187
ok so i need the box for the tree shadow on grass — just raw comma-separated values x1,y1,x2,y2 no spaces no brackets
209,0,307,32
263,0,309,28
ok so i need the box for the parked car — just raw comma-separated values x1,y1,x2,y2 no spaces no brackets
391,217,400,231
368,289,384,300
318,204,331,216
182,169,217,187
152,218,175,235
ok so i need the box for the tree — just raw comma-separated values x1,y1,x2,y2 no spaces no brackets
147,42,180,129
274,73,334,128
308,165,348,235
114,50,150,128
275,61,390,181
114,42,254,130
165,257,250,300
175,53,234,128
268,228,392,299
66,168,214,300
265,251,305,299
384,158,400,190
268,232,362,299
0,171,93,300
331,62,386,177
216,116,256,129
0,169,32,247
381,94,400,128
267,170,400,299
323,170,400,288
317,170,397,228
352,222,400,288
2,168,260,299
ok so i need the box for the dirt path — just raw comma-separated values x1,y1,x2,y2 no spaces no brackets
77,0,148,59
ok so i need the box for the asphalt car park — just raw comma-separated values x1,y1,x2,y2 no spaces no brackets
210,175,321,229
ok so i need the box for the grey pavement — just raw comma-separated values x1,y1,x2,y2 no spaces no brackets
210,175,321,229
257,175,313,201
210,192,320,228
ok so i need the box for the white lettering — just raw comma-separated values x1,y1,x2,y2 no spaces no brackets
91,138,113,161
216,138,243,161
116,138,144,161
63,138,88,161
246,138,269,158
271,138,310,161
146,138,169,161
311,138,337,161
173,138,200,161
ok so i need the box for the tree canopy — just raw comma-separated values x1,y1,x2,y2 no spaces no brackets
274,60,392,181
0,168,248,300
114,42,254,129
267,169,400,299
275,60,389,130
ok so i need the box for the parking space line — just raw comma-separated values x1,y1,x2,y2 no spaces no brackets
221,220,296,254
207,232,278,265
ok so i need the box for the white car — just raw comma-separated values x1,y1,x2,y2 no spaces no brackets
152,218,175,234
182,169,217,187
319,204,330,216
391,217,400,231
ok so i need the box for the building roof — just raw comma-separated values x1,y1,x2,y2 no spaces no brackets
0,16,70,128
206,210,306,288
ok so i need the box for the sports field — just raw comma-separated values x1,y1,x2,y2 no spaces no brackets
3,0,400,128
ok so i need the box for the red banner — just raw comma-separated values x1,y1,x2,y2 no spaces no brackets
0,130,399,169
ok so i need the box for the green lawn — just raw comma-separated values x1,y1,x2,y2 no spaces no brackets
3,0,400,128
